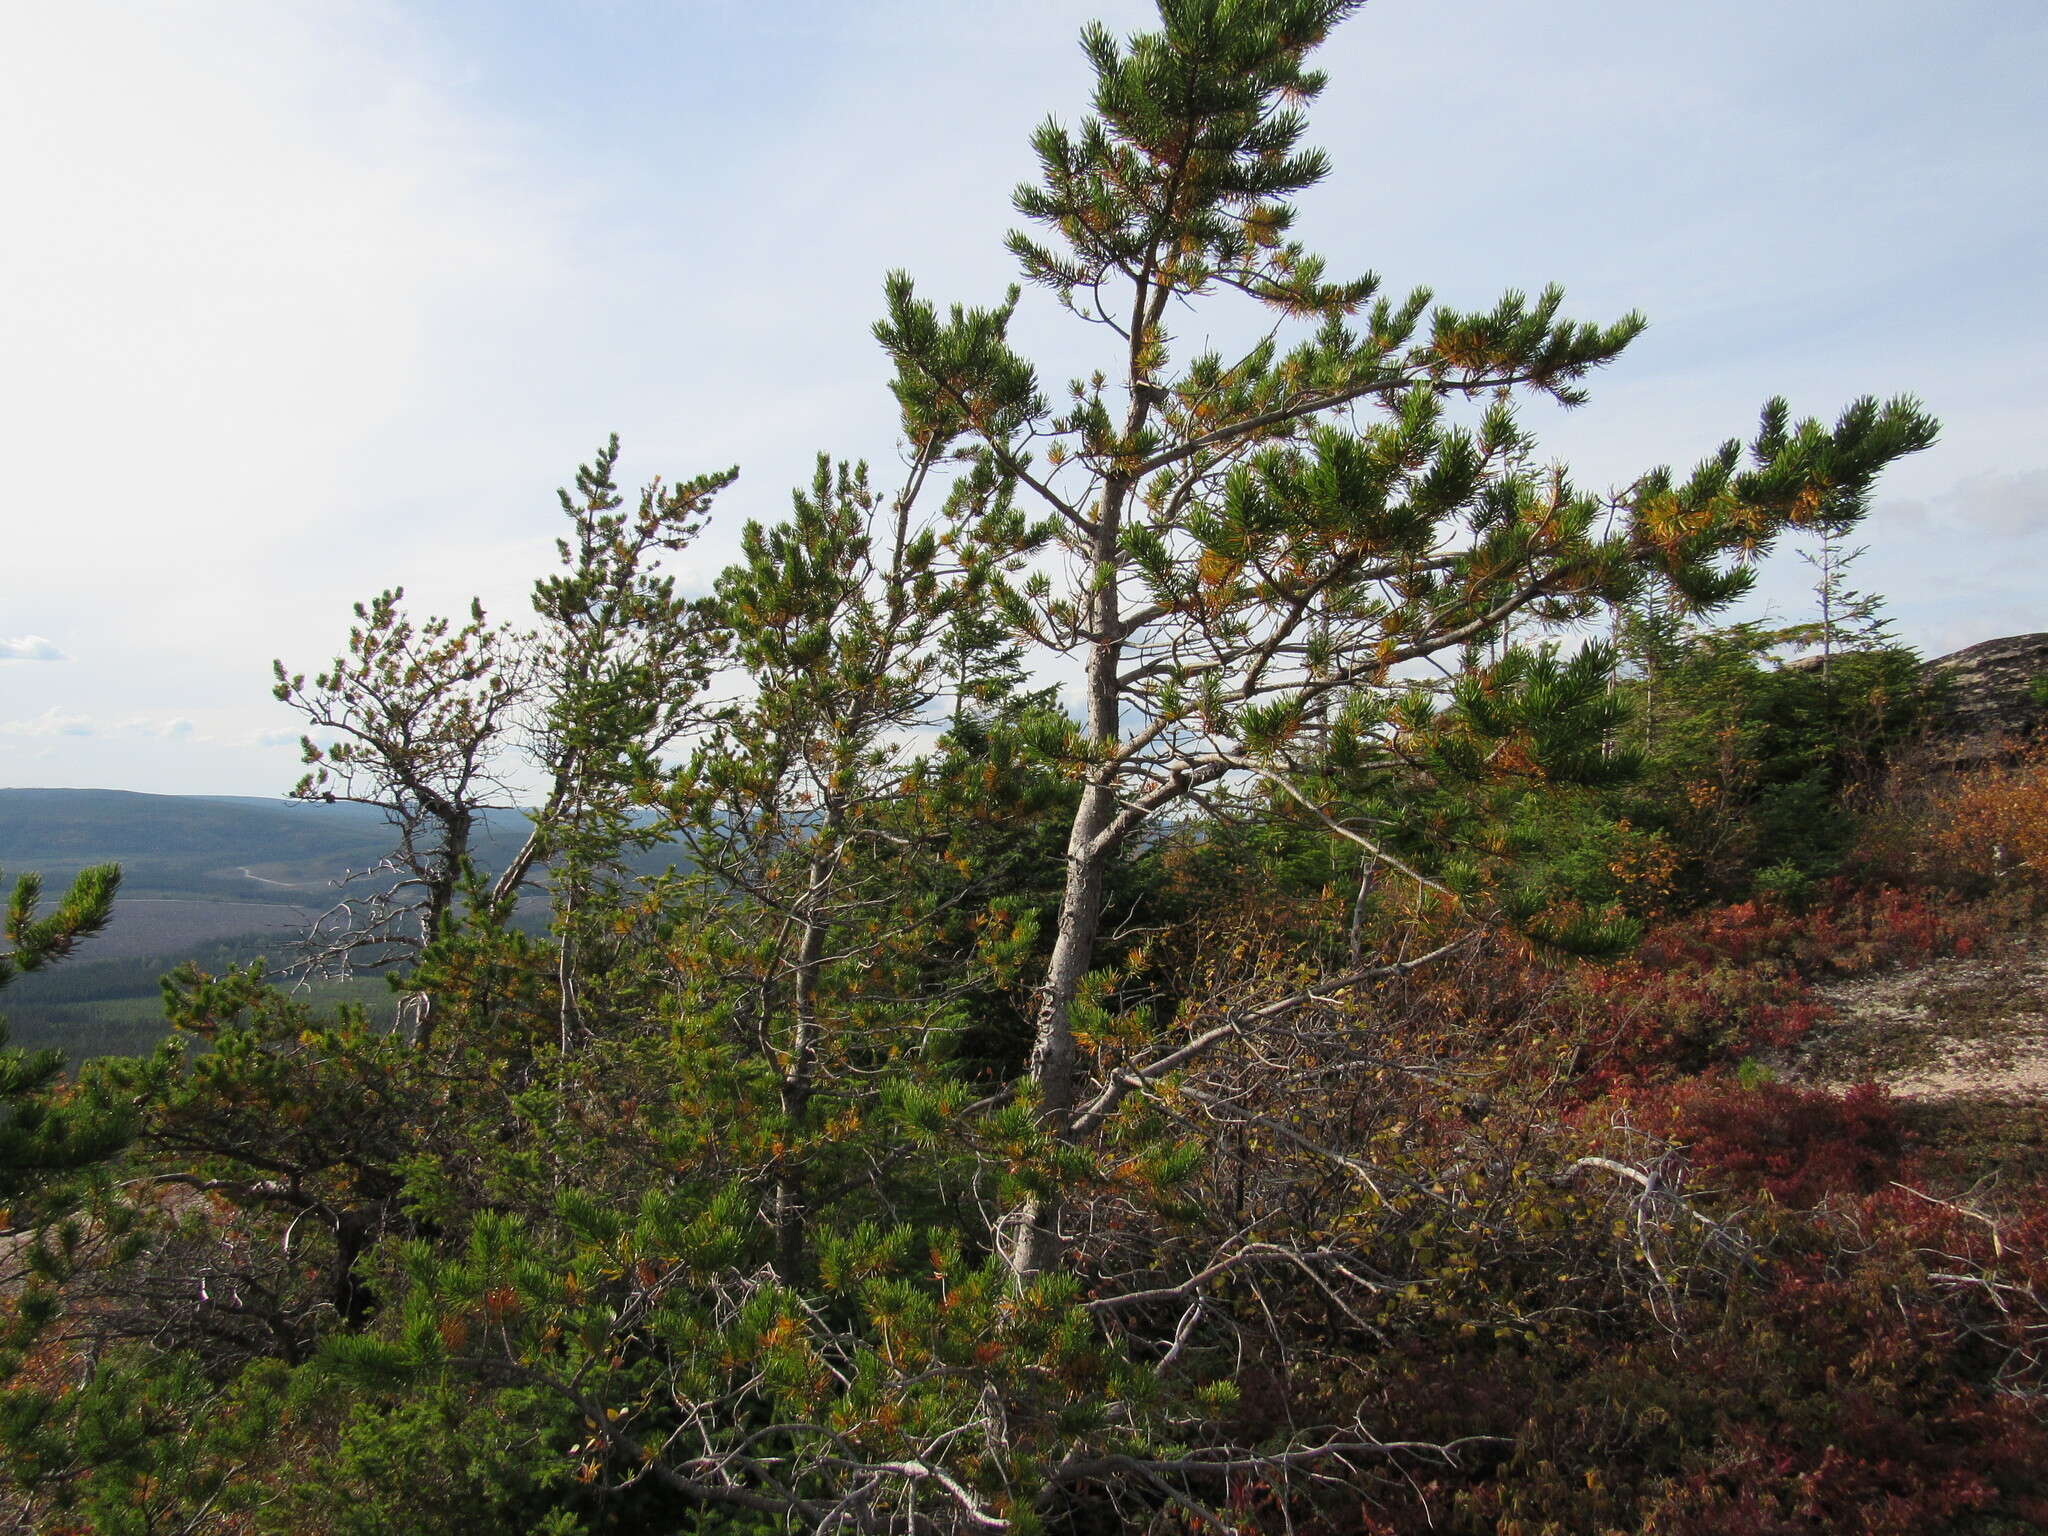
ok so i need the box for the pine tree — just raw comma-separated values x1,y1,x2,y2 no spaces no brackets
873,0,1938,1279
496,434,735,905
273,591,528,969
0,864,125,1213
498,436,734,1051
0,863,127,1406
274,438,731,1002
663,453,956,1278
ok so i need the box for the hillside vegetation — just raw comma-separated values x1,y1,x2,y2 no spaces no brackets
0,790,402,903
9,634,2042,1536
2,5,2042,1534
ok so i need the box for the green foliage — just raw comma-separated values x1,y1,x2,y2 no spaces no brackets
6,6,1981,1534
0,1352,287,1534
1614,623,1932,896
0,863,129,1210
280,1381,587,1536
511,434,734,902
272,437,730,968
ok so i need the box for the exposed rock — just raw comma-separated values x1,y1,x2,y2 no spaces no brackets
1791,938,2048,1102
1917,632,2048,766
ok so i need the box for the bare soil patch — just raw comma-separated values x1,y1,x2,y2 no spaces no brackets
1791,936,2048,1101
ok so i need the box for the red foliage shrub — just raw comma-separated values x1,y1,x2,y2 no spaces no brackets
1640,1077,1911,1207
1639,883,1985,976
1349,1160,2048,1535
1577,950,1815,1082
1565,884,1992,1086
1288,881,2045,1534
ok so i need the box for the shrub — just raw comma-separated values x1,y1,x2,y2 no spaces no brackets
1636,1077,1911,1207
1856,744,2048,906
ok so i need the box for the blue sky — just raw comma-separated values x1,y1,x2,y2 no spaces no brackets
3,0,2043,795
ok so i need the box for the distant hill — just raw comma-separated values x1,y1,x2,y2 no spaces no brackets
0,787,533,903
0,788,691,1059
0,789,531,1056
0,787,692,906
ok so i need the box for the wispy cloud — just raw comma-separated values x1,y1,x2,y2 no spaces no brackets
1874,467,2048,543
1,708,95,737
1943,469,2048,540
0,711,209,742
0,635,67,661
123,717,196,741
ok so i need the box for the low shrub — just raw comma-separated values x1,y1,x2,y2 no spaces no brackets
1621,1076,1911,1207
1856,744,2048,905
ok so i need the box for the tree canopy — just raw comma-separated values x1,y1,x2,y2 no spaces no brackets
18,8,2042,1536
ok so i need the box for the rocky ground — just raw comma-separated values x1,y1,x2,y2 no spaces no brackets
1797,938,2048,1099
1786,929,2048,1186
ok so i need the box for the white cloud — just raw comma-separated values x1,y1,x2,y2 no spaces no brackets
1939,469,2048,540
2,708,95,738
1867,467,2048,546
0,711,213,743
0,635,67,661
112,716,199,741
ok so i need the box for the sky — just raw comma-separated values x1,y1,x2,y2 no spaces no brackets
3,0,2044,796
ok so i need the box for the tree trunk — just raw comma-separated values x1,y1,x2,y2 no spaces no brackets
333,1206,379,1329
1010,487,1127,1283
773,825,840,1283
1008,264,1161,1283
1009,774,1114,1280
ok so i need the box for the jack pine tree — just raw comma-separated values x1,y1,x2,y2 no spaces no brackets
275,439,730,1000
0,864,124,1214
873,0,1938,1279
0,862,125,1399
499,437,734,1051
663,454,957,1278
274,591,528,969
496,434,735,907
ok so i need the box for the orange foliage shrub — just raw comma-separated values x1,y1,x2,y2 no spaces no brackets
1923,747,2048,889
1857,744,2048,903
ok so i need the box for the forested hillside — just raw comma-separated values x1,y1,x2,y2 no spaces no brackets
0,789,691,1056
0,791,532,1055
0,789,396,903
2,4,2042,1533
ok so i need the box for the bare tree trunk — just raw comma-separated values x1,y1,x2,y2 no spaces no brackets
1011,484,1128,1283
1008,252,1170,1284
774,825,840,1282
1010,777,1114,1280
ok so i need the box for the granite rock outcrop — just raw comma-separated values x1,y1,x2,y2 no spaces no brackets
1920,632,2048,763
